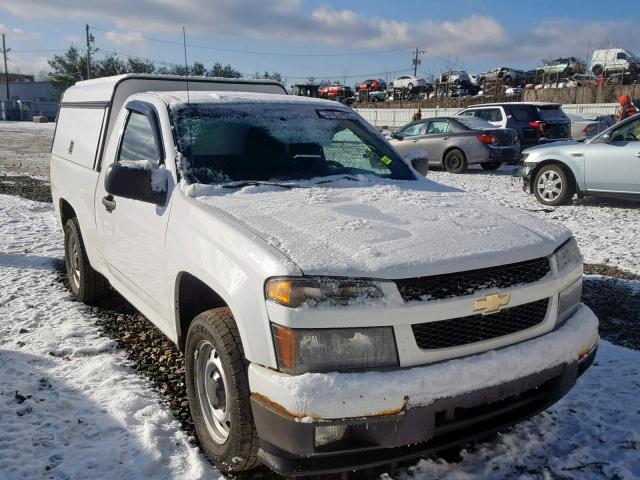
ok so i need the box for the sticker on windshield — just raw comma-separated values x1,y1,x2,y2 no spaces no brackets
316,109,358,120
380,155,393,165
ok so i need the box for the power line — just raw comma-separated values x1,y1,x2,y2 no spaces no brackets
88,24,411,57
98,47,413,80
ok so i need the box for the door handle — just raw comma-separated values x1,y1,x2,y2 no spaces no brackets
102,195,116,212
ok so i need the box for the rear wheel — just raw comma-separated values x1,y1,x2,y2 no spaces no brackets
592,65,603,76
481,161,502,171
533,164,574,206
63,217,108,303
185,308,259,473
443,149,468,174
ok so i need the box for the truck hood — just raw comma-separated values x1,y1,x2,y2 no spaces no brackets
191,178,571,279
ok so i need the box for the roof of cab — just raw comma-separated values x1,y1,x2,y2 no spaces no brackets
147,90,346,108
61,74,287,104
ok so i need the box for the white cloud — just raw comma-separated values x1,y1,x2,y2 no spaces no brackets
0,1,639,70
0,23,40,41
105,30,145,47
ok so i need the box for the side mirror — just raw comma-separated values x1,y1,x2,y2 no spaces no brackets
404,150,429,176
105,162,167,206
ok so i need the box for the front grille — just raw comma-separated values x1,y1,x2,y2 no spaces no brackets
396,257,550,303
411,298,549,349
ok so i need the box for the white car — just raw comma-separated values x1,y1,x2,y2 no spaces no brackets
50,74,599,476
392,74,428,90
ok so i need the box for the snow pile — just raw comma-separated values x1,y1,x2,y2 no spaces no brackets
0,194,215,479
193,178,570,278
429,167,640,275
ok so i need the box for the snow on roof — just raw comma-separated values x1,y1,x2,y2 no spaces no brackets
151,90,342,108
468,102,562,108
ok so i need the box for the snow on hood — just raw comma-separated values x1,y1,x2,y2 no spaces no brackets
192,178,571,278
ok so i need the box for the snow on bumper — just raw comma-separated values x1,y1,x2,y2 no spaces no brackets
248,304,599,420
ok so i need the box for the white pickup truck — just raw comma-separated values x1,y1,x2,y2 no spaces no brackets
50,74,599,476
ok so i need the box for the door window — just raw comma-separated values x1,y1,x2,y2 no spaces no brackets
610,118,640,142
426,121,453,134
118,111,161,166
458,109,476,117
398,122,427,137
617,52,628,60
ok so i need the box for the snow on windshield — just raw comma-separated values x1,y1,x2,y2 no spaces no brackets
171,102,413,185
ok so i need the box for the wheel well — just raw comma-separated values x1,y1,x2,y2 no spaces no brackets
529,160,578,193
442,147,465,164
175,272,228,350
59,199,76,225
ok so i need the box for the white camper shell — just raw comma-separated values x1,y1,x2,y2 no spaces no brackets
52,74,287,171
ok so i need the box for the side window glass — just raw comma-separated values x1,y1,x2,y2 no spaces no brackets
427,121,452,134
610,118,640,143
118,111,161,166
458,110,476,117
483,109,503,122
400,123,426,137
617,52,627,60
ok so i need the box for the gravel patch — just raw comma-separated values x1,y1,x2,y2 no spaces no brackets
0,175,52,203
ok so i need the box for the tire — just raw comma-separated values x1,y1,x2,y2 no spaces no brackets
592,65,603,76
481,161,502,171
63,217,108,303
185,308,259,473
443,149,468,174
533,164,574,206
407,83,413,91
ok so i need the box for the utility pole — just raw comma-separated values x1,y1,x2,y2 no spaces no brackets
2,34,10,101
412,48,425,77
85,24,93,79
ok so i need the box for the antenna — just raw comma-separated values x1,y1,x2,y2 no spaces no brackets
182,26,190,104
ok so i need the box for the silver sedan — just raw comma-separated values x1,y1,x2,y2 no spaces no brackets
388,116,520,173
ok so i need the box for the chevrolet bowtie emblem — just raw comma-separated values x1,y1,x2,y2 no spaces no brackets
474,293,510,315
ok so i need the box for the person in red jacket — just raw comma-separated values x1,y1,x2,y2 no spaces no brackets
616,95,638,122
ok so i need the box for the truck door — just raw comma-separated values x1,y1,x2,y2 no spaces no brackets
95,100,174,322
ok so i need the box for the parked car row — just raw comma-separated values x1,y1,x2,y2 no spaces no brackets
294,48,640,104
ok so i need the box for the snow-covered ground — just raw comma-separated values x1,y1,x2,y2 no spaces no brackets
1,192,639,480
0,194,215,479
1,122,639,479
429,166,640,274
0,121,54,179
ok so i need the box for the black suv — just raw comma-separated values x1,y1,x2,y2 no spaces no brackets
456,103,571,149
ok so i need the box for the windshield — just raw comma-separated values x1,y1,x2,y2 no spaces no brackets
455,116,494,130
171,102,414,185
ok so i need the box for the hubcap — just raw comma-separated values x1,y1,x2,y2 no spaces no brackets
537,170,563,201
194,340,230,444
448,155,461,169
66,233,81,290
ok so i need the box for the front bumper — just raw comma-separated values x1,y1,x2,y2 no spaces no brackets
249,306,599,476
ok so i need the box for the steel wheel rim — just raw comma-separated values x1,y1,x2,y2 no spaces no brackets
66,233,81,290
194,340,230,444
537,170,562,201
448,155,462,170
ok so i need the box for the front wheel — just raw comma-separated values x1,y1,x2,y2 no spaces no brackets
533,164,574,206
444,149,468,174
185,308,259,473
63,217,108,303
481,161,502,171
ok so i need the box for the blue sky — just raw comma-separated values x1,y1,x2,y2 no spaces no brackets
1,0,639,84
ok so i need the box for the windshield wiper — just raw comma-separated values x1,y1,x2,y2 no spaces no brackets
221,181,297,189
312,175,360,185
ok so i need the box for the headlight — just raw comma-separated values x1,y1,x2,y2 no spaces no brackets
557,277,582,326
265,277,384,308
554,237,583,272
271,325,398,373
